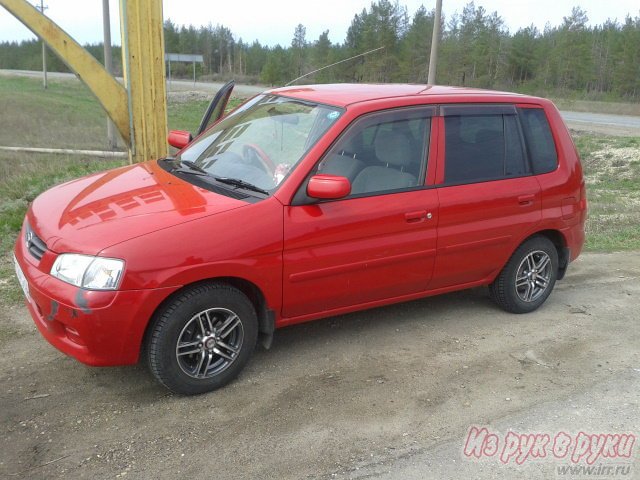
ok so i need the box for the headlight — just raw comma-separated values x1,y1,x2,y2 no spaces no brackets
51,254,124,290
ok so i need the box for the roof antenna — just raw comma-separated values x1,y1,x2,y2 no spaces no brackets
285,46,385,87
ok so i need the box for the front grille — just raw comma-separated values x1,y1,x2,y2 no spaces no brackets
25,224,47,261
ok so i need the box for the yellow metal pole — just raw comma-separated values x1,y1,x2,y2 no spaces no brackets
0,0,131,145
119,0,168,163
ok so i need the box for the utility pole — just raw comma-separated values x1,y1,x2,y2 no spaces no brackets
35,0,47,88
102,0,117,149
428,0,442,85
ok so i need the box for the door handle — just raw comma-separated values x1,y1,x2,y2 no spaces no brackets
405,210,428,223
518,194,535,206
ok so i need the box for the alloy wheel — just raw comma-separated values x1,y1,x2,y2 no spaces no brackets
514,250,552,303
175,307,244,379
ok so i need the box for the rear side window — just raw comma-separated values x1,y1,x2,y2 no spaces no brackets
443,106,527,184
518,108,558,174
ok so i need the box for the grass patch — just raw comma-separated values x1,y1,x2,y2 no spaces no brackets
0,76,111,150
0,152,125,305
551,98,640,117
0,322,26,347
168,97,244,132
0,76,246,149
574,132,640,251
169,99,211,132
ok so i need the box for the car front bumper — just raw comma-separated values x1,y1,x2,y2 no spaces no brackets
14,231,179,367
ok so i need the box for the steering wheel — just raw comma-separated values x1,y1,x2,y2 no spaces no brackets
242,144,275,174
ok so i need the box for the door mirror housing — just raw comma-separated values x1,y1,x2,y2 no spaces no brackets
307,174,351,200
167,130,193,149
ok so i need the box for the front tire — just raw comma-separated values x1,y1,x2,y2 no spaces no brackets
148,283,258,395
490,236,558,314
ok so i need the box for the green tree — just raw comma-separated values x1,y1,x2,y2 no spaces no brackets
346,0,408,82
2,2,640,99
400,5,434,82
613,15,640,97
506,25,538,85
291,24,307,78
589,20,618,94
261,45,289,86
164,19,180,53
245,40,268,77
556,6,592,90
310,30,333,83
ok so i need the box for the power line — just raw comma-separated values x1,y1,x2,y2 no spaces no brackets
285,46,385,87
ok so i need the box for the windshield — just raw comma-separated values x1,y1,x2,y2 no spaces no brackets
176,94,343,192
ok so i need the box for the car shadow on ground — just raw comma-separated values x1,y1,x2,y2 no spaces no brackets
263,286,495,356
75,286,496,399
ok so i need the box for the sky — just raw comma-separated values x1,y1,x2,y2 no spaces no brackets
0,0,638,47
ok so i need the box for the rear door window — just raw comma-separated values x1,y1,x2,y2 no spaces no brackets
442,105,528,184
517,108,558,174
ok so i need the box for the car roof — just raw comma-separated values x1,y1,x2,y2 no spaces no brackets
267,83,528,108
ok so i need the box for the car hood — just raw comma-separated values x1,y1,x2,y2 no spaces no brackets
28,160,250,254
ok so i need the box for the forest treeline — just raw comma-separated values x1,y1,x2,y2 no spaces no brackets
1,1,639,99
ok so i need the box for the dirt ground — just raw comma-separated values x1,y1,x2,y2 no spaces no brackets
1,251,639,479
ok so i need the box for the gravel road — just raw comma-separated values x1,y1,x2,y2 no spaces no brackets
1,251,639,479
560,111,640,136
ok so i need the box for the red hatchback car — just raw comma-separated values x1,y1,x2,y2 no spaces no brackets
14,84,586,394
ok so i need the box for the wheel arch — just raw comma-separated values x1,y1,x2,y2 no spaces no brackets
529,229,570,280
491,229,569,285
140,277,276,362
489,230,562,313
219,276,276,348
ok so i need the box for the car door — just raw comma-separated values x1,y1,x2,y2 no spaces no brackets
430,104,542,289
282,107,439,319
197,80,235,135
167,81,236,150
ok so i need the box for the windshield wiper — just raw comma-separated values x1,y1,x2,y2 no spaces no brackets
162,158,268,195
214,177,270,195
179,160,209,174
168,158,211,176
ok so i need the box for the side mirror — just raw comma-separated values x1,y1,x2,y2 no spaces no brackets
307,174,351,200
167,130,193,149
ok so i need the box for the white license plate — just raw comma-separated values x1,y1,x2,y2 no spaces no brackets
13,255,30,301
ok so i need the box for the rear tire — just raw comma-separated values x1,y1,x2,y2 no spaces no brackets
490,236,558,314
148,282,258,395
